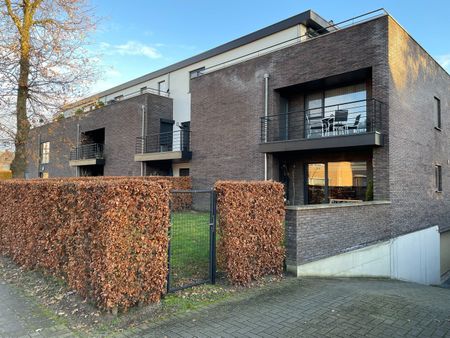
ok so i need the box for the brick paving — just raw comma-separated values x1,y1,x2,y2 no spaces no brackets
124,278,450,338
1,277,449,337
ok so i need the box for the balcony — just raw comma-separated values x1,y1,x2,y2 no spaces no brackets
259,99,385,153
134,130,192,162
69,143,105,167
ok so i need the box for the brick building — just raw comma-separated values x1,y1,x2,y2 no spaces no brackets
26,9,450,284
0,150,14,178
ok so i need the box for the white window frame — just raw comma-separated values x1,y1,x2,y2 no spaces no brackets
41,142,50,164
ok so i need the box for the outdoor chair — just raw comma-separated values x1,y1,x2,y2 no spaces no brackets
306,115,325,138
333,109,348,135
347,114,362,134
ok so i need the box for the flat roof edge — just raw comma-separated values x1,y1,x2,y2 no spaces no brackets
73,10,329,105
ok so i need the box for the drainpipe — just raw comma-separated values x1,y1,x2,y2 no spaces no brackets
76,124,80,177
140,105,146,176
264,73,270,180
167,72,171,96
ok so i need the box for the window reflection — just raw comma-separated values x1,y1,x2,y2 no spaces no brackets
305,83,367,138
328,161,367,202
307,163,326,204
307,161,369,204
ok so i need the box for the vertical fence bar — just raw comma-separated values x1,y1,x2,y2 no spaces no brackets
166,199,173,293
209,189,217,285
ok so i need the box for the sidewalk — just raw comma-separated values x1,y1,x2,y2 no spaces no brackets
0,282,75,337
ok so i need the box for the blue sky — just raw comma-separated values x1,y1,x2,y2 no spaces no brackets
90,0,450,93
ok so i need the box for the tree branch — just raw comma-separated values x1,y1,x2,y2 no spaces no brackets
4,0,22,31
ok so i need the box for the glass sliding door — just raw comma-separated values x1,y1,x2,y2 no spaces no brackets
328,161,367,202
324,83,367,133
305,83,367,138
307,161,369,204
307,163,326,204
305,92,324,138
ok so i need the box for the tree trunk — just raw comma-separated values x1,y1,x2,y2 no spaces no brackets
11,58,31,178
10,4,32,179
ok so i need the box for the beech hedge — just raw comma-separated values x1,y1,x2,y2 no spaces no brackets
29,176,192,211
215,181,285,285
0,179,171,311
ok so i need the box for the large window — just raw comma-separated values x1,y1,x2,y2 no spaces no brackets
307,161,369,204
305,83,367,138
434,97,441,129
40,142,50,164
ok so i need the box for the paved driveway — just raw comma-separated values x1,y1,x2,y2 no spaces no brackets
126,278,450,338
1,277,449,337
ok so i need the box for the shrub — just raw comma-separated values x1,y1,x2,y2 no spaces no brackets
32,176,192,211
0,179,171,311
141,176,192,210
215,180,285,285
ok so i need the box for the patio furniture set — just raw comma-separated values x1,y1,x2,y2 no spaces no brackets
306,109,362,137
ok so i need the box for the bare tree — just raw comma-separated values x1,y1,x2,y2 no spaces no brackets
0,0,99,177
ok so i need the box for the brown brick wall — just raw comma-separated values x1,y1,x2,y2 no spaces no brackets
285,202,391,266
26,93,173,178
285,17,450,267
387,16,450,236
191,15,450,267
190,16,390,200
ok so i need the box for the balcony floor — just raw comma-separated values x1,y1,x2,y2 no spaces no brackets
259,131,383,153
134,150,192,162
69,158,105,167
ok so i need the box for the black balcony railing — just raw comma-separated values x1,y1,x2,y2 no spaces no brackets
70,143,104,161
136,130,191,154
261,98,385,143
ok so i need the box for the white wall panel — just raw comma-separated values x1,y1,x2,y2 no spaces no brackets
295,226,441,285
391,226,440,285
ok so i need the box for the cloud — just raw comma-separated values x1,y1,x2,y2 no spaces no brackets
105,67,121,78
437,54,450,72
90,79,122,94
100,41,162,59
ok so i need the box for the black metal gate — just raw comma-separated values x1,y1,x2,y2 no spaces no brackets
167,189,216,292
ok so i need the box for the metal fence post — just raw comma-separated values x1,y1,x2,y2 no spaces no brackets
209,189,217,285
166,198,173,293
